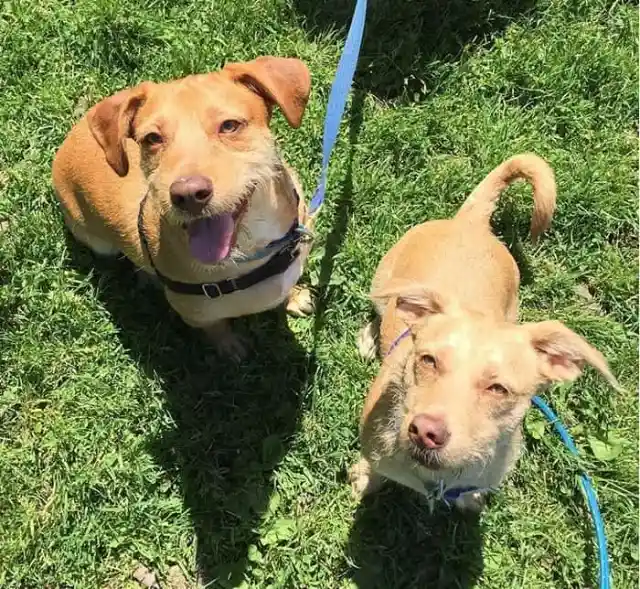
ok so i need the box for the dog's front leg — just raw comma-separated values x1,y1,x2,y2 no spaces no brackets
348,456,385,499
454,491,486,512
203,320,248,362
285,285,315,317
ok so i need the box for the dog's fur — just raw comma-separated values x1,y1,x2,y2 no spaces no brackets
52,57,313,358
350,154,619,510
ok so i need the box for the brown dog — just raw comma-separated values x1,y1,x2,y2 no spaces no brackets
52,57,314,358
350,154,618,510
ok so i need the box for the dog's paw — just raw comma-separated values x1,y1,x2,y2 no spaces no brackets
286,286,315,317
203,322,249,362
454,491,486,512
215,333,249,362
348,458,383,499
132,564,160,589
357,321,378,361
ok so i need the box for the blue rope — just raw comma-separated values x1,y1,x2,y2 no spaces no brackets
309,0,368,215
532,395,611,589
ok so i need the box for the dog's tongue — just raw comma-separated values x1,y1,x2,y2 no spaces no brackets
187,214,235,264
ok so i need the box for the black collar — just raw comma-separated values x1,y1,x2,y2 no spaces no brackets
137,190,303,299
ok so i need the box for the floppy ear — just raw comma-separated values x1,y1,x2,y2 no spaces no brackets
223,56,311,128
524,320,620,389
87,83,151,176
371,284,445,328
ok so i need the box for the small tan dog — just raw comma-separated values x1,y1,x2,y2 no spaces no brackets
52,56,313,358
350,154,618,510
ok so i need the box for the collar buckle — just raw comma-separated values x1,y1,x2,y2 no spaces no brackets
202,282,222,299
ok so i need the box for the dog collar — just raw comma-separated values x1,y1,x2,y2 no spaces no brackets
137,188,310,299
425,480,490,509
386,328,411,357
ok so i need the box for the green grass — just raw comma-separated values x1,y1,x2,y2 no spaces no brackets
0,0,637,587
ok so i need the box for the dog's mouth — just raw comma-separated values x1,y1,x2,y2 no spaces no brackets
186,197,249,265
409,446,446,471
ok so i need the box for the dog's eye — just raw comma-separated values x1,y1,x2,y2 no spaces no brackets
421,354,437,368
143,132,163,146
219,119,242,134
488,383,509,395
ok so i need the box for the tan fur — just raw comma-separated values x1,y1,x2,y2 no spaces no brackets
351,154,618,508
52,57,313,357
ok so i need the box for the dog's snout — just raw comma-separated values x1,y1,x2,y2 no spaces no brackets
408,414,450,450
170,175,213,214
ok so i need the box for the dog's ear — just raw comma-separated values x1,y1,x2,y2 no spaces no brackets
223,57,311,128
523,320,620,389
372,284,444,327
87,83,152,176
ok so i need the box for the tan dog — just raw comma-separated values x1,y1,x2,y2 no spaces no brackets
350,154,618,510
52,57,314,358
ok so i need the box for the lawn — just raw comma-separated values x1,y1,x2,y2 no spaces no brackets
0,0,637,587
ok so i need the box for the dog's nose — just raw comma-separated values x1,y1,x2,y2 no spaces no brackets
169,175,213,214
408,414,450,450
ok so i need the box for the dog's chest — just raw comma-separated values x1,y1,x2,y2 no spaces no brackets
229,256,304,314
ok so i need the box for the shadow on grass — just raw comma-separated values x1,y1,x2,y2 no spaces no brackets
346,485,483,588
492,201,535,286
294,0,537,100
312,87,365,336
65,234,313,587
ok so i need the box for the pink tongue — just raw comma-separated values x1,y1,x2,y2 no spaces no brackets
187,214,235,264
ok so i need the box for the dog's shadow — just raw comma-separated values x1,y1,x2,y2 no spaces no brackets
346,485,484,588
493,200,535,286
65,234,313,586
293,0,537,100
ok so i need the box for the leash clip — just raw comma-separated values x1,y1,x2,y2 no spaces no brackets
296,225,315,243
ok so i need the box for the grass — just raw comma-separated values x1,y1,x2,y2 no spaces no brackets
0,0,637,587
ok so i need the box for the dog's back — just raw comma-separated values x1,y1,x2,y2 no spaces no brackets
371,154,557,351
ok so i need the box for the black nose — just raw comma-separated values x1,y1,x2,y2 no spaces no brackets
408,414,451,450
169,175,213,214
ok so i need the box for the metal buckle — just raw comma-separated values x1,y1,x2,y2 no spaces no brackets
202,282,222,299
295,224,315,243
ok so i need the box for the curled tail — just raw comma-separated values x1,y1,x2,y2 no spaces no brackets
455,153,557,243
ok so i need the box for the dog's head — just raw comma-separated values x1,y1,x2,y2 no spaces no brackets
373,286,618,472
87,56,311,265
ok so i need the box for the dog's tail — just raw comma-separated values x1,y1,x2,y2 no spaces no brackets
455,153,556,243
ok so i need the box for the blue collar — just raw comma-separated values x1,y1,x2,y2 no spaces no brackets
425,480,486,507
442,485,481,502
386,327,411,357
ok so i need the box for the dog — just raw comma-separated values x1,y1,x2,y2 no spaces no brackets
349,154,619,510
52,56,314,359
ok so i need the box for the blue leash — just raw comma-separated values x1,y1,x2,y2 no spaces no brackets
242,0,366,262
309,0,368,215
387,330,611,587
532,395,611,589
